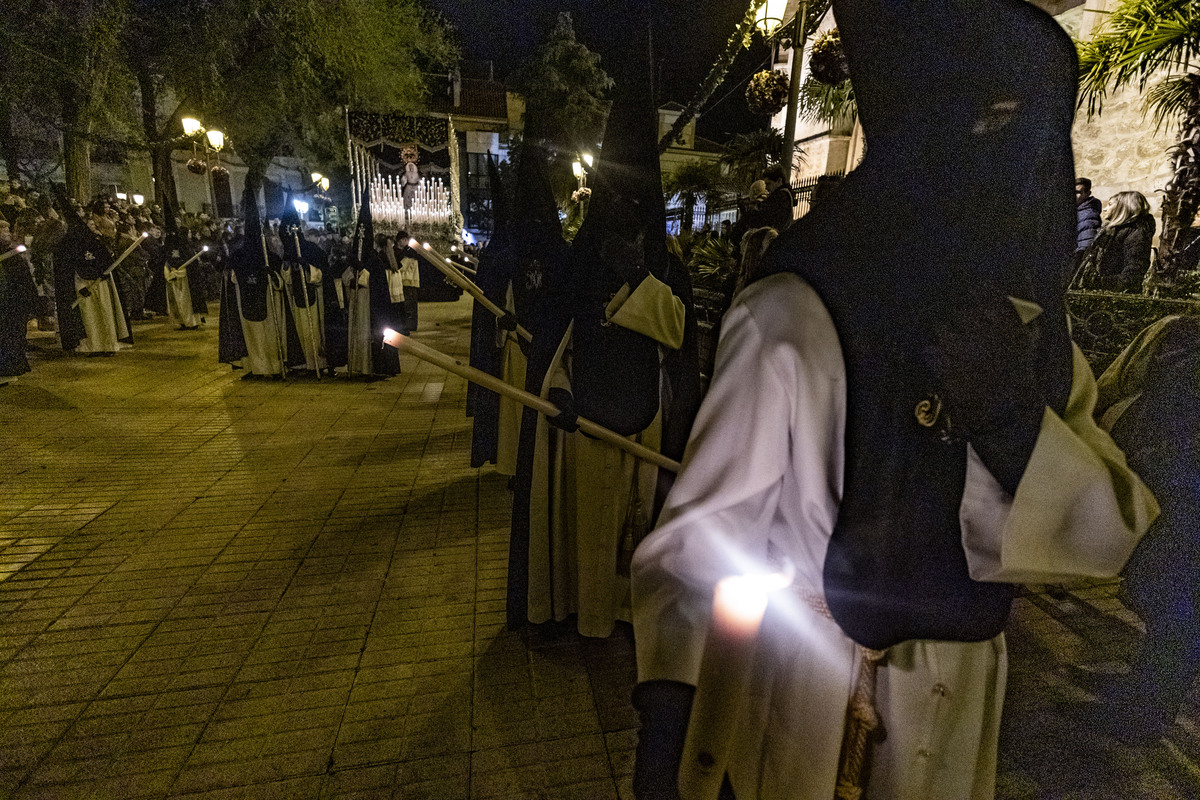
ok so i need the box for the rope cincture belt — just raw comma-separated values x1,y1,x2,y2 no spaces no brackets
796,587,887,800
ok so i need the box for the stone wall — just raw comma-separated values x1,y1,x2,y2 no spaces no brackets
1059,4,1177,229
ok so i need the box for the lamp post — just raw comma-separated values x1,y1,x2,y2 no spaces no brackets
181,117,226,215
755,0,810,178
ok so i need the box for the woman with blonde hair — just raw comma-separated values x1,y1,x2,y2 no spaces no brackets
1091,190,1155,291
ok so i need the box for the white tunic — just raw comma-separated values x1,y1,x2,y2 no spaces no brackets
282,266,326,371
74,274,129,354
634,273,1005,800
496,282,526,477
165,265,200,328
231,272,284,377
345,267,373,376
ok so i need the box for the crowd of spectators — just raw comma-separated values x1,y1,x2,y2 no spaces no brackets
0,180,391,333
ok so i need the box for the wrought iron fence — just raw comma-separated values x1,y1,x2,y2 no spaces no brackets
791,171,845,220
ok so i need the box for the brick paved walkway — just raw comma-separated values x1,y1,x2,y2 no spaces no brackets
1,298,1197,799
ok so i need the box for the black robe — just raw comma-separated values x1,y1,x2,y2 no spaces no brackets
320,245,349,371
218,264,249,365
506,239,575,629
468,239,517,468
52,224,112,351
365,250,402,376
0,252,37,377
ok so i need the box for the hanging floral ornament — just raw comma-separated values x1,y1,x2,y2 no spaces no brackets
210,164,230,178
809,29,850,86
746,70,791,116
186,159,207,175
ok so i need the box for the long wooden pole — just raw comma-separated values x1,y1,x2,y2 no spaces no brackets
176,246,209,271
387,331,681,473
408,239,532,342
71,233,149,308
0,245,27,263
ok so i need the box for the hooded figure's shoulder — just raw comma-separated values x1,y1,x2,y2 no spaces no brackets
724,272,843,380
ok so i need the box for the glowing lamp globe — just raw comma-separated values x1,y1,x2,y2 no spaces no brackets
755,0,786,37
181,117,203,136
206,129,225,151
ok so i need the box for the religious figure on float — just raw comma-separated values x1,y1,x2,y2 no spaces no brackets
400,144,421,211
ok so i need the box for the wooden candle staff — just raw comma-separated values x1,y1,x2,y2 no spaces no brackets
383,329,680,473
408,239,531,342
72,232,149,309
0,244,27,263
175,245,209,271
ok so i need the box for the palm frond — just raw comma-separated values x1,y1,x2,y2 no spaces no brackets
1144,73,1200,131
720,128,791,188
1077,0,1200,118
797,77,856,125
687,234,737,290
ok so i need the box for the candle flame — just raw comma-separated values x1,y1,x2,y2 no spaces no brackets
381,328,403,348
408,238,418,248
16,245,27,253
714,576,769,630
141,231,149,238
422,242,431,250
758,560,795,593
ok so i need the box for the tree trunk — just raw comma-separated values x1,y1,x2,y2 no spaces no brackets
59,81,94,202
682,193,696,233
135,69,182,222
151,143,180,220
1159,80,1200,275
62,128,92,202
243,161,267,216
0,99,22,184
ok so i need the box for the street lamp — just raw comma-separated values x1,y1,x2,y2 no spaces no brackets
755,0,787,37
181,117,227,214
573,156,590,191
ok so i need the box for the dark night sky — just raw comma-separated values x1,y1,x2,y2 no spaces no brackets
426,0,777,143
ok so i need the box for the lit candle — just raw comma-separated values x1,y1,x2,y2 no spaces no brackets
678,575,770,800
382,327,403,348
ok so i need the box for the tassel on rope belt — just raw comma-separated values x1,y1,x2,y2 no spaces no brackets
795,586,887,800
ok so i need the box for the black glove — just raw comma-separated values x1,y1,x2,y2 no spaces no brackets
498,312,518,332
933,293,1044,495
546,387,579,433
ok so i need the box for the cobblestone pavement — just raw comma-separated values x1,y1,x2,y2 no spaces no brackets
1,299,1197,799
